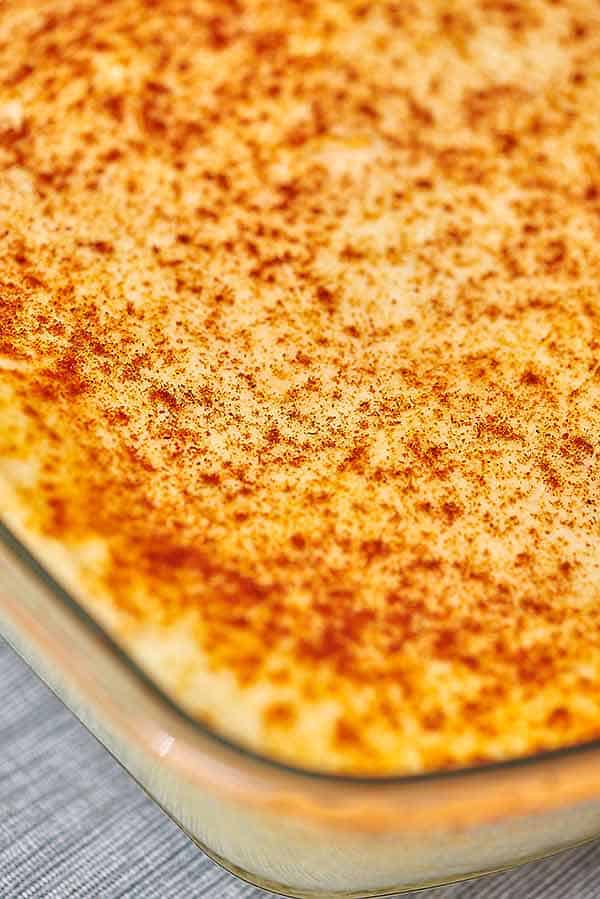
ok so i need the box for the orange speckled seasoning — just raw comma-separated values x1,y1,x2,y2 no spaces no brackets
1,0,600,775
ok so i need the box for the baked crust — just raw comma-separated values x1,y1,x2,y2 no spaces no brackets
1,0,600,774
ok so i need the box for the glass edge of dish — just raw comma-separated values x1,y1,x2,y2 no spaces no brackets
1,516,600,788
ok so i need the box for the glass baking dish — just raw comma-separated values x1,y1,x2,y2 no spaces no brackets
2,518,600,899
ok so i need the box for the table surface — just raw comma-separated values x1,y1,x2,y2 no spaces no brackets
1,637,599,899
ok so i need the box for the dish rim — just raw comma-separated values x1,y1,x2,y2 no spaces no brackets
2,516,600,787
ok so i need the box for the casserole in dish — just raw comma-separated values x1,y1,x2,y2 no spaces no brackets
1,0,600,894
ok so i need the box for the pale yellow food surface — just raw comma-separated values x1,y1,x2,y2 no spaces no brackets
1,0,600,774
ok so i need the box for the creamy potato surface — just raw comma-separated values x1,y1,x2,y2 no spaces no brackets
1,0,600,773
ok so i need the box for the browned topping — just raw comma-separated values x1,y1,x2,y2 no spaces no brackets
1,0,600,774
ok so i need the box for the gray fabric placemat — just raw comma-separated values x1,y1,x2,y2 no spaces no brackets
0,636,599,898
